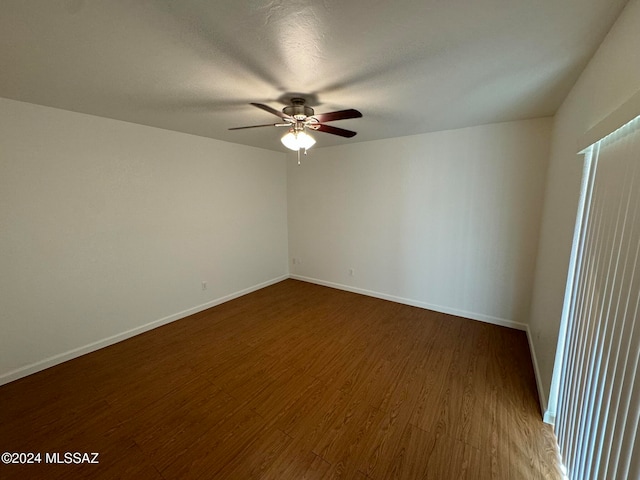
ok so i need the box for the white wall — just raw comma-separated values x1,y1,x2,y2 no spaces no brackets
288,118,551,328
529,0,640,411
0,98,288,383
11,0,639,393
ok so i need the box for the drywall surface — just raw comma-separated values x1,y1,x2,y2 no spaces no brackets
0,98,288,382
288,118,551,328
529,0,640,409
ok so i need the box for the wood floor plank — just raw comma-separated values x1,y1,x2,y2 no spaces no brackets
312,402,380,464
214,427,292,479
124,375,236,463
272,378,336,437
408,344,456,431
286,387,353,444
247,370,322,428
356,408,407,478
384,422,436,479
0,279,563,479
158,405,267,478
422,319,473,441
260,436,332,480
485,385,511,479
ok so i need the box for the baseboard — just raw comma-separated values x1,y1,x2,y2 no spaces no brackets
290,275,551,419
289,274,528,331
544,410,556,425
525,325,550,421
0,275,289,386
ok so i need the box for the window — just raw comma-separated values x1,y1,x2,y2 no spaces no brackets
552,112,640,479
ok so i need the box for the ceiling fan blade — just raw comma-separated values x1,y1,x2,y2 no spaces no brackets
313,109,362,123
250,102,291,120
228,123,280,130
313,124,357,138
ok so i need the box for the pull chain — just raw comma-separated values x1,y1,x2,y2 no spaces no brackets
297,147,309,165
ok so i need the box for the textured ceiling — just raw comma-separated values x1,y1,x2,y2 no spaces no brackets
0,0,629,152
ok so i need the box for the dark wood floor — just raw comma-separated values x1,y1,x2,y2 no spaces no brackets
0,279,562,479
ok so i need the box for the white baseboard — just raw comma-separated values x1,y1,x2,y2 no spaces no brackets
525,325,550,422
289,275,528,331
2,272,549,424
0,275,288,386
544,410,556,425
290,275,550,419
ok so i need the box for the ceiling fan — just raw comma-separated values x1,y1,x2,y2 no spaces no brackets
229,98,362,153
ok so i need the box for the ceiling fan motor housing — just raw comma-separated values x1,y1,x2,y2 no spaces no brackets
283,98,314,120
229,99,360,139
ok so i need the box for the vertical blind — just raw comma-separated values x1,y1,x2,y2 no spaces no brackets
556,114,640,479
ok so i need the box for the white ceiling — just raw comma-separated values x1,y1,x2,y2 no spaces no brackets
0,0,629,152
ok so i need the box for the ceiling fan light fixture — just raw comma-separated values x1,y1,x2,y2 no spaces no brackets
281,130,316,151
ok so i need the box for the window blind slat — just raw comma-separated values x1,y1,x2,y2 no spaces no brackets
582,139,635,479
557,151,598,457
592,132,640,479
554,115,640,480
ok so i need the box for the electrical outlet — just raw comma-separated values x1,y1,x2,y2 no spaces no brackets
202,281,207,290
349,268,355,276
